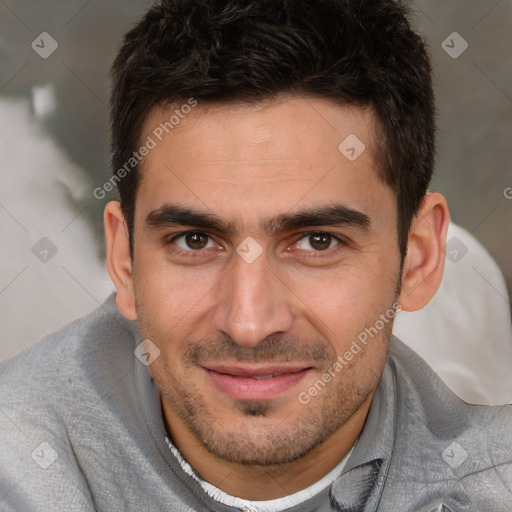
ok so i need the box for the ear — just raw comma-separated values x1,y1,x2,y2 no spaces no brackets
104,201,137,320
398,192,450,312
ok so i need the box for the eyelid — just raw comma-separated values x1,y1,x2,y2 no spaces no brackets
293,231,347,252
168,230,219,251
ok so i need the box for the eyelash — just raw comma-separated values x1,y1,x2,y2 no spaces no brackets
166,231,219,257
166,230,347,257
294,231,346,251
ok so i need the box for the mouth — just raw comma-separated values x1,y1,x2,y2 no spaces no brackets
202,363,313,401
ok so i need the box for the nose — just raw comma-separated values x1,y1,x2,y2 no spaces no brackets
210,248,294,347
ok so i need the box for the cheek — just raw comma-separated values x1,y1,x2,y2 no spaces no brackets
133,264,224,372
293,261,398,349
134,253,219,326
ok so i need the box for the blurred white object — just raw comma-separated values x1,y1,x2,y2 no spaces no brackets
394,222,512,405
32,83,57,120
0,98,113,362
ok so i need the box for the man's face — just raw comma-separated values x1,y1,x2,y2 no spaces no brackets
131,96,401,466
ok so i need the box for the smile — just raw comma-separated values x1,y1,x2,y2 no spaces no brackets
202,364,312,401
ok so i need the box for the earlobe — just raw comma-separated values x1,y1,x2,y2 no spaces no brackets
104,201,138,320
398,192,450,312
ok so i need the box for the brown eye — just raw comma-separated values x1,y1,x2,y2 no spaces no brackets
173,231,214,251
309,233,332,251
185,232,209,250
296,232,339,252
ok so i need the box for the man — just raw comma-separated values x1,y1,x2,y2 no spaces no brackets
1,0,511,510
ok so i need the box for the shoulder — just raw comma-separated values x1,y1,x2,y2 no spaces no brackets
0,294,137,396
0,294,141,433
385,337,512,509
0,295,140,511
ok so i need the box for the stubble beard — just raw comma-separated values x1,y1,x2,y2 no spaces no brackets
143,319,393,467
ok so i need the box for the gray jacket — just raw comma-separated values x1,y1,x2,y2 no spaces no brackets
0,295,511,511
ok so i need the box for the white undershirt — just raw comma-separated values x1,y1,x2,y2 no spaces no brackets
165,436,354,512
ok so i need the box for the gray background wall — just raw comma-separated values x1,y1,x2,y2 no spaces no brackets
0,0,511,361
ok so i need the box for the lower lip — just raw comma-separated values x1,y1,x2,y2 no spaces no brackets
205,368,311,401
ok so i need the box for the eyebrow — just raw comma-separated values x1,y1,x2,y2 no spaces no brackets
145,203,371,235
262,204,370,234
146,205,236,235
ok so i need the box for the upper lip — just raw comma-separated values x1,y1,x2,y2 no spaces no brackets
202,363,312,378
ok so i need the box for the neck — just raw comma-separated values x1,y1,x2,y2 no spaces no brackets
162,393,373,501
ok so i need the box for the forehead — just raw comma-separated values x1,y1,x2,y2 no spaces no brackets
135,96,395,229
